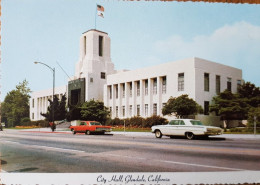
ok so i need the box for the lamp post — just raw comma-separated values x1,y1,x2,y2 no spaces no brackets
34,61,55,132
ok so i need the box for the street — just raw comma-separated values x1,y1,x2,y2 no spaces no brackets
1,129,260,173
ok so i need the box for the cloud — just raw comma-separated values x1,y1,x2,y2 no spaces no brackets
153,21,260,85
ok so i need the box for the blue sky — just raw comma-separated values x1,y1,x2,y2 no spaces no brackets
1,0,260,100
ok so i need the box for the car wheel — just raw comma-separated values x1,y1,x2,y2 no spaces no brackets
185,132,194,140
155,130,162,138
71,129,76,134
86,130,91,135
170,136,175,139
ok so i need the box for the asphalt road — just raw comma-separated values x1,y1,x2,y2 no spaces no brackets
1,129,260,173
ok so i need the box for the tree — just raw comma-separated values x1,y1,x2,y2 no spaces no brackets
41,94,68,122
210,82,260,121
238,82,260,108
80,99,110,124
210,90,249,120
1,80,31,127
247,107,260,128
162,94,203,118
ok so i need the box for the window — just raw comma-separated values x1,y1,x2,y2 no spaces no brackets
32,113,34,119
122,106,125,117
137,105,140,116
90,77,94,83
129,105,132,117
153,78,157,95
145,80,148,95
122,84,125,98
162,76,167,94
109,107,112,116
178,73,184,91
129,83,132,97
137,81,140,96
101,72,106,79
169,120,185,125
237,80,242,91
227,78,232,92
115,85,118,99
216,75,220,94
99,36,103,57
109,86,112,99
153,103,157,115
80,122,86,126
145,104,148,116
204,73,209,92
83,36,87,56
32,99,34,108
204,101,209,115
116,106,118,117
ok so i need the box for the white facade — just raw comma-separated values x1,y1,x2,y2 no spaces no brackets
30,86,67,120
104,57,242,119
30,29,242,121
73,29,115,101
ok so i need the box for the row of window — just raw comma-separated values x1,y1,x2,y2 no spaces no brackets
111,101,210,118
108,76,167,99
204,73,241,93
111,103,160,118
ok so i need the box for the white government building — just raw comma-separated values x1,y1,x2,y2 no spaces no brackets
30,29,242,122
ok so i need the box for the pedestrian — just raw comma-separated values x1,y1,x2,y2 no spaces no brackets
49,122,56,132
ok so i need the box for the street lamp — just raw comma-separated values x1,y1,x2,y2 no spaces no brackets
34,61,55,132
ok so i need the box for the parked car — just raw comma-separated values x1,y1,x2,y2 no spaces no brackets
151,119,223,139
70,121,112,135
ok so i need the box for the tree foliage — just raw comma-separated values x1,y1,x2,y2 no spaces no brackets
80,99,110,124
247,107,260,127
41,94,67,122
210,82,260,120
162,94,203,118
1,80,31,127
210,90,249,120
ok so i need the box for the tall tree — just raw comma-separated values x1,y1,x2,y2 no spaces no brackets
80,99,110,123
41,94,68,122
238,82,260,107
210,82,260,121
210,90,248,120
162,94,203,118
1,80,31,127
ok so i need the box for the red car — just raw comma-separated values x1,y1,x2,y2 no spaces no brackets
70,121,112,135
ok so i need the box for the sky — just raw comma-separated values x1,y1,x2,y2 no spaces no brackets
1,0,260,100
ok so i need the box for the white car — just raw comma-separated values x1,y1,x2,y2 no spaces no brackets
151,119,223,139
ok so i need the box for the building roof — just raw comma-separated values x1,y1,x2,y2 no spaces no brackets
83,29,108,35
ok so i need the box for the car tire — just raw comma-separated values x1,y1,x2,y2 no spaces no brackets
155,130,162,138
71,129,76,135
86,130,91,135
185,132,194,140
170,136,175,139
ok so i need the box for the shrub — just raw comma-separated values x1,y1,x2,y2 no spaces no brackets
144,115,167,127
21,117,31,126
129,116,145,127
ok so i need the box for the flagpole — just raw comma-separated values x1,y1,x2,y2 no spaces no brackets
95,3,97,30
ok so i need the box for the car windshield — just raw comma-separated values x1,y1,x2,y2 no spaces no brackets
90,122,102,126
190,120,204,126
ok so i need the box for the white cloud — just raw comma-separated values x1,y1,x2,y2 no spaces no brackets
153,21,260,86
